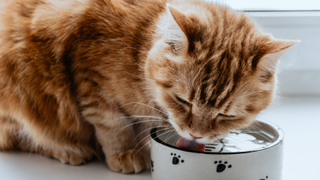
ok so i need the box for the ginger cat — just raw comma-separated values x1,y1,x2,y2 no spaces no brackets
0,0,297,173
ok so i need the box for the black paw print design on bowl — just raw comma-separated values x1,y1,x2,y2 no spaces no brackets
151,160,154,172
260,176,268,180
214,160,232,173
171,153,184,165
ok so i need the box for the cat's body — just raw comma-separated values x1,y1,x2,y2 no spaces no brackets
0,0,297,173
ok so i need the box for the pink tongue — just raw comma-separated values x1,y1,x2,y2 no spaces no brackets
176,137,205,152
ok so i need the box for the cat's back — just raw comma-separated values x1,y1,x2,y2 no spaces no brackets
0,0,96,150
0,0,92,91
0,0,88,61
0,0,166,65
0,0,167,117
0,0,90,125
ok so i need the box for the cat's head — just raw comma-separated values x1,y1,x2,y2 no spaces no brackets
145,2,298,143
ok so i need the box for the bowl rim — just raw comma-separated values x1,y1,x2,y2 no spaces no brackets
150,119,284,155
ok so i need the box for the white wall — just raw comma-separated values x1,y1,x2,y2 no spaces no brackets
204,0,320,96
207,0,320,11
248,12,320,95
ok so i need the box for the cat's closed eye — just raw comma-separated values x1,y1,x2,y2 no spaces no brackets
175,95,191,106
218,113,236,118
217,113,238,121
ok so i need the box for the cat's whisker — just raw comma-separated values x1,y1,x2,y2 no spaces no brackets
136,64,147,72
132,128,173,153
133,128,177,156
240,122,260,132
117,119,169,133
162,128,175,140
163,129,178,143
130,115,168,121
92,109,167,125
104,114,166,124
120,102,168,116
173,134,181,146
133,139,151,157
234,91,263,100
132,125,171,145
245,122,266,131
254,121,267,128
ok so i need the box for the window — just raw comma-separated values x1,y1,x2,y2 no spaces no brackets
209,0,320,95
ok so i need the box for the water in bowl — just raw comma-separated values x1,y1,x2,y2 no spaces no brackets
155,121,280,153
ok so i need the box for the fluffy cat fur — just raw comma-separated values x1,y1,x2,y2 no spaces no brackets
0,0,297,173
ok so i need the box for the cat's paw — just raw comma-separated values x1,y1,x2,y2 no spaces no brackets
53,150,85,165
107,149,146,174
40,148,93,165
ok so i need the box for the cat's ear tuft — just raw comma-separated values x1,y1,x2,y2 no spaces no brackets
257,39,300,73
166,4,192,39
166,4,195,55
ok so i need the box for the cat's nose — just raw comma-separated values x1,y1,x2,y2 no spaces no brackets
189,133,203,139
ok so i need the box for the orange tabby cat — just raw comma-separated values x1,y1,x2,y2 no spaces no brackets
0,0,297,174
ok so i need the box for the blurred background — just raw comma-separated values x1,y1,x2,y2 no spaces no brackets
209,0,320,96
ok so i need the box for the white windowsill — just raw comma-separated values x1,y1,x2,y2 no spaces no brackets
1,96,319,180
208,0,320,11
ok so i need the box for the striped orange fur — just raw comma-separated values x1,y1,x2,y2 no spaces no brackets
0,0,297,173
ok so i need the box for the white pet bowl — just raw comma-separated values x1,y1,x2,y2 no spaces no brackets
150,120,284,180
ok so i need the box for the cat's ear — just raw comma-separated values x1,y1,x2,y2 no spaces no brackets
257,40,300,74
166,4,195,55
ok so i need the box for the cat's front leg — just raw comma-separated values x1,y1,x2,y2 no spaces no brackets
90,110,146,173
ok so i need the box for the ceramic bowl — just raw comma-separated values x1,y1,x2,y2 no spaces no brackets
150,120,284,180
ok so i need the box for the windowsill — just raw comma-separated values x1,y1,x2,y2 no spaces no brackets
258,96,320,180
1,96,319,180
208,0,320,11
